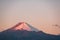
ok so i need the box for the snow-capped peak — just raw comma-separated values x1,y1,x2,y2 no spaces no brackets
8,22,39,32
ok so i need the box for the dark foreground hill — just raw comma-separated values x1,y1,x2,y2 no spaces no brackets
0,22,60,40
0,30,60,40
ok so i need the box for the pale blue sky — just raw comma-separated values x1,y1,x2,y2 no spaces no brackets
0,0,60,35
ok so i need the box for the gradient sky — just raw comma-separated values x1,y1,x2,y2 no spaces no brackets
0,0,60,35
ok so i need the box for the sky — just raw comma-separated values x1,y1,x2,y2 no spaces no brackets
0,0,60,35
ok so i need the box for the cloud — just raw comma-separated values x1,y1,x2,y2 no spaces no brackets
52,24,60,28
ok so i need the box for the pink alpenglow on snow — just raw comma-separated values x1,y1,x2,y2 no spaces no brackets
13,22,31,31
8,22,39,32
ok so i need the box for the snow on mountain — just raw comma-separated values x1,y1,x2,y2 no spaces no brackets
8,22,39,32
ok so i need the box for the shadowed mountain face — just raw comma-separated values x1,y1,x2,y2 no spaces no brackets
0,22,60,40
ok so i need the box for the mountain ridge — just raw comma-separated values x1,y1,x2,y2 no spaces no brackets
0,22,60,40
2,22,39,32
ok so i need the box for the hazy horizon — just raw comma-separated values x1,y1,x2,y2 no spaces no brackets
0,0,60,35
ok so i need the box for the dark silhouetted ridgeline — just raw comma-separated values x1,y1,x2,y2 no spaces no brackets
0,30,60,40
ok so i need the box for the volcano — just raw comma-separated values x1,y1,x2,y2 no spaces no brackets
6,22,39,32
0,22,60,40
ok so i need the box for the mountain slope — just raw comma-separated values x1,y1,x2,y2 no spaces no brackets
0,30,60,40
0,22,60,40
4,22,39,32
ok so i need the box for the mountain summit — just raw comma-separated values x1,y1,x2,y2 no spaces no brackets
0,22,60,40
8,22,39,32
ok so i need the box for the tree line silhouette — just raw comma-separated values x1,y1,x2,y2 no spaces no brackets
0,30,60,40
